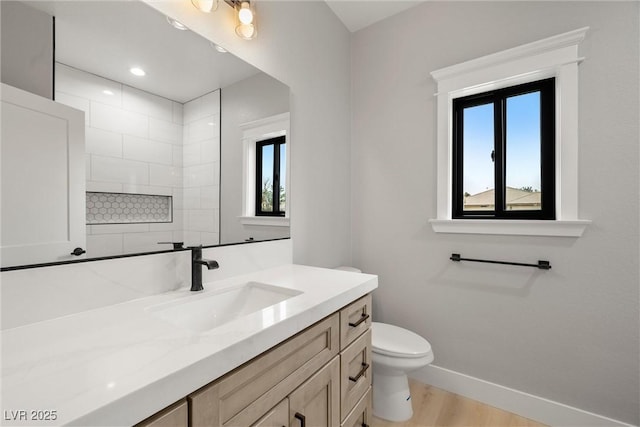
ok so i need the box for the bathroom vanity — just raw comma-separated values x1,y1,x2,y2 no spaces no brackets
138,293,373,427
0,263,376,426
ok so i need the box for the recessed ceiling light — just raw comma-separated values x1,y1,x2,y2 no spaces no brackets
166,16,189,31
130,67,146,77
102,90,114,96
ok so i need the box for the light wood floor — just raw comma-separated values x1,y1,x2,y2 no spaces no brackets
372,379,547,427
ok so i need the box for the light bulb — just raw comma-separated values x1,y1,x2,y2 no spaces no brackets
238,2,253,25
191,0,218,13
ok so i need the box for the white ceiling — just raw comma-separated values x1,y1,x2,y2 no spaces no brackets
325,0,426,33
27,1,261,103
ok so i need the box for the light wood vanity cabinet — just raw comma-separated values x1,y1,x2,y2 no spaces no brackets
140,294,373,427
135,399,188,427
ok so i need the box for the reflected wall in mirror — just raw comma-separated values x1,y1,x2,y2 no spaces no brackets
0,0,290,268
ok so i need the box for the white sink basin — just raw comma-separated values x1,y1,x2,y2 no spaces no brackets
147,282,302,332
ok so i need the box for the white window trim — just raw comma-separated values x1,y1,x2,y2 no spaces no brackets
239,112,290,227
430,27,591,237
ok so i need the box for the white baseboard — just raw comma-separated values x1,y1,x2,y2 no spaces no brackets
410,365,636,427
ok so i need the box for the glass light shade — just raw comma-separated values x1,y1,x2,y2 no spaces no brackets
235,23,256,40
191,0,218,13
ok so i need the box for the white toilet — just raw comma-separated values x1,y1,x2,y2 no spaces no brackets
333,266,434,421
372,322,434,422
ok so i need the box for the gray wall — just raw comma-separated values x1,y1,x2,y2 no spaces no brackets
220,72,290,244
351,1,639,424
147,1,352,268
1,1,53,99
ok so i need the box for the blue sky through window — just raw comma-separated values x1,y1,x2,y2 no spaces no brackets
463,92,541,195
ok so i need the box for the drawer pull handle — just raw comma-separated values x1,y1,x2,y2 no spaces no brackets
349,313,369,327
349,362,370,382
294,412,306,427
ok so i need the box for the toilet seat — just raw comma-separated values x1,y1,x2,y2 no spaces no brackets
372,322,432,359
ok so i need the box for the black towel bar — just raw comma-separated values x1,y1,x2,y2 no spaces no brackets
450,253,551,270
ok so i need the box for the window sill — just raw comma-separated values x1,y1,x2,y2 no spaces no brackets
429,219,590,237
238,216,290,227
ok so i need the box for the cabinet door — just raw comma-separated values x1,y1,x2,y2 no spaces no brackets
289,356,340,427
1,83,85,266
252,399,289,427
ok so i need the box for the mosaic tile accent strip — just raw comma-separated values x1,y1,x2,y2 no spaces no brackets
86,192,172,224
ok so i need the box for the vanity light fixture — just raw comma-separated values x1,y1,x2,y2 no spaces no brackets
102,90,114,96
191,0,219,13
166,16,189,30
192,0,257,40
130,67,146,77
234,1,257,40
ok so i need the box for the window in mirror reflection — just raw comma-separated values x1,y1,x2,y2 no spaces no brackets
256,136,286,216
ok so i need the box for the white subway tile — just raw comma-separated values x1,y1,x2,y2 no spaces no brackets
86,181,123,193
55,63,122,107
172,102,184,125
90,223,150,234
122,85,172,121
183,231,201,247
184,164,216,188
87,234,124,258
172,188,184,208
172,145,183,167
200,186,219,209
121,184,173,196
186,209,216,232
200,232,220,246
186,116,216,144
183,188,201,209
149,164,182,187
201,138,219,163
86,127,122,158
91,102,148,138
91,156,149,185
123,135,172,165
149,118,182,145
123,231,173,254
183,143,201,167
200,90,221,115
183,97,201,124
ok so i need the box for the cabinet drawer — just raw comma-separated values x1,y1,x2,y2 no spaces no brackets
135,399,187,427
341,387,372,427
340,329,372,421
340,294,372,349
189,313,339,427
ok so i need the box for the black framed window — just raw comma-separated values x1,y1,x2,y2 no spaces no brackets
256,135,286,216
452,78,555,219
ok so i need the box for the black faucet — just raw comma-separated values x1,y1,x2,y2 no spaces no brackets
190,246,219,291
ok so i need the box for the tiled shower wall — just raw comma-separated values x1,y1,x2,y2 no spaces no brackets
54,63,220,256
182,92,220,247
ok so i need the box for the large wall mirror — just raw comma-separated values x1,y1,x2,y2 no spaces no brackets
0,0,290,269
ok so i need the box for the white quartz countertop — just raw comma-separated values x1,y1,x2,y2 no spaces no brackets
1,264,377,426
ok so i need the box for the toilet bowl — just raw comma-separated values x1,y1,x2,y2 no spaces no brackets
372,322,434,422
